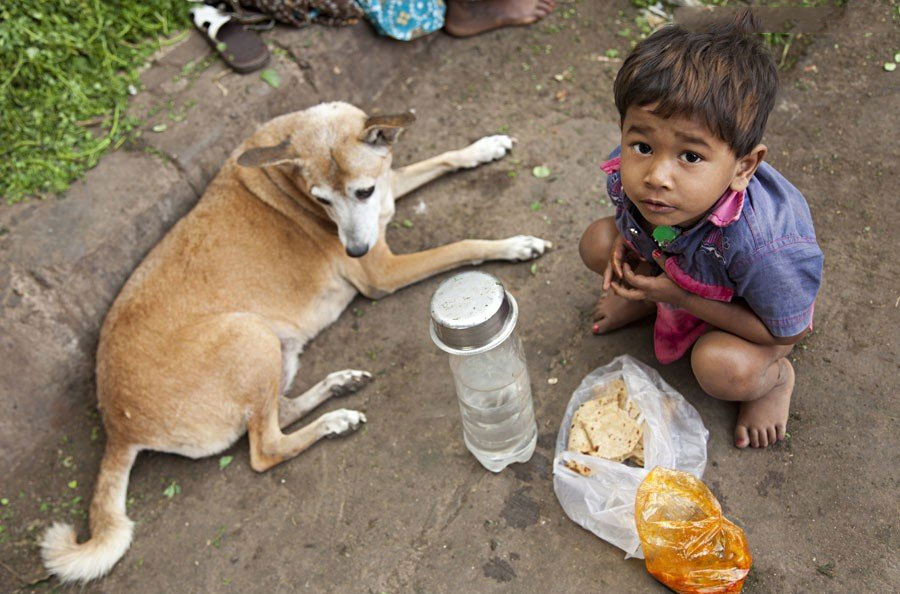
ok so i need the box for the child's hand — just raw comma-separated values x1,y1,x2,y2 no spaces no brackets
611,251,688,305
602,234,643,291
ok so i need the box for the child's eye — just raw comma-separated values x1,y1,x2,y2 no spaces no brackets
632,142,652,155
681,151,702,164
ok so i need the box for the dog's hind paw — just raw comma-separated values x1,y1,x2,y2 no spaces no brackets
326,369,373,397
320,409,367,438
502,235,552,261
457,135,515,168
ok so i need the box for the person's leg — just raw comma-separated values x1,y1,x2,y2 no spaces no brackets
444,0,556,38
579,217,655,333
691,330,794,449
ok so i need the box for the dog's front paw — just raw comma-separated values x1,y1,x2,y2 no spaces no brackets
326,369,373,397
502,235,552,261
457,135,515,168
320,409,367,438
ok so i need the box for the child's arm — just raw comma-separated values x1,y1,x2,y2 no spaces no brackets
613,254,807,346
676,291,807,345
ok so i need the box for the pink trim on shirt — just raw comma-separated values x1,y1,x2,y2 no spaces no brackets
707,189,745,227
664,257,734,302
600,157,621,175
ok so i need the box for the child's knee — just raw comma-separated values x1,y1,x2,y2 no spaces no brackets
579,217,616,274
691,334,758,400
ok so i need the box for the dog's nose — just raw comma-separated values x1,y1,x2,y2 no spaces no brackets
355,186,375,200
346,244,369,258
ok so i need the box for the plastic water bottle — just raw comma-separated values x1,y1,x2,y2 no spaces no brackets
429,271,537,472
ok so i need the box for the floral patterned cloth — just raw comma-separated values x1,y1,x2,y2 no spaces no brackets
355,0,446,40
238,0,363,27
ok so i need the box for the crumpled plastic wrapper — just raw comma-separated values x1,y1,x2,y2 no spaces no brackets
552,355,708,558
636,467,752,593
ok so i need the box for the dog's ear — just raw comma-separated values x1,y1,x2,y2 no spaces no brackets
237,138,294,168
360,112,416,146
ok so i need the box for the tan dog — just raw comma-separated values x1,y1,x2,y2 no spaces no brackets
40,102,549,582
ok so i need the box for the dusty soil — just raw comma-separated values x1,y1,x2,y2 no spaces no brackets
0,1,897,593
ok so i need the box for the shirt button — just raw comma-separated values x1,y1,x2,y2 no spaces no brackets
629,227,640,236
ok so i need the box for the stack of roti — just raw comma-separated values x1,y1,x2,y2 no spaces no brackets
564,378,645,476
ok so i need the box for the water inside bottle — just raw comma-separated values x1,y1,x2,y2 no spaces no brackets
453,347,537,472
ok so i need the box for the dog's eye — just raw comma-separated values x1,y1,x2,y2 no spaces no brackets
355,186,375,200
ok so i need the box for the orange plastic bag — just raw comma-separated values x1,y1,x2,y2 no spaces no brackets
635,467,752,594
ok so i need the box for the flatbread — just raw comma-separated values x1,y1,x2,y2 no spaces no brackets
567,418,594,454
625,433,644,467
564,459,593,476
566,378,646,469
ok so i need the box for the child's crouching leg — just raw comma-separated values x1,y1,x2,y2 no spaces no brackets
691,331,794,449
579,216,617,273
579,217,655,333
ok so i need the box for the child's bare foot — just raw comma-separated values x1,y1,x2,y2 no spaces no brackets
734,358,794,448
444,0,556,38
591,292,655,334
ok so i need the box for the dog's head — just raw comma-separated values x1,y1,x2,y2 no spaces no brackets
236,102,415,258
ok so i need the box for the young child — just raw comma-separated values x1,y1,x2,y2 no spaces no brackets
579,11,823,449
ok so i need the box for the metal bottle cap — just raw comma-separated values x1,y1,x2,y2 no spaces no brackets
429,271,518,355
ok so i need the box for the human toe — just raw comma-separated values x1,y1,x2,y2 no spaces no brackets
734,424,750,449
766,426,777,446
749,427,761,448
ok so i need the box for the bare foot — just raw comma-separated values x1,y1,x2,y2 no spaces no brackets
444,0,556,37
734,358,794,449
591,292,655,334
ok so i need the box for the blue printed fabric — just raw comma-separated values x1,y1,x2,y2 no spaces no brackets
356,0,446,40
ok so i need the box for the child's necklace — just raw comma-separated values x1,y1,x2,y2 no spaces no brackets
651,225,680,248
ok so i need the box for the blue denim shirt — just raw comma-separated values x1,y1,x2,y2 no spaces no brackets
602,147,824,338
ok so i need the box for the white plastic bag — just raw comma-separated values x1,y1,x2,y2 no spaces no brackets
552,355,709,559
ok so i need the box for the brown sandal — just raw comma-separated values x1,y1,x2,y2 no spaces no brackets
190,4,270,74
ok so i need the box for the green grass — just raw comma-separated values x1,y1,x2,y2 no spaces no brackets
0,0,189,204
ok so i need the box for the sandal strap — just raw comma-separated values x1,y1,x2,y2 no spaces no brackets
190,5,232,41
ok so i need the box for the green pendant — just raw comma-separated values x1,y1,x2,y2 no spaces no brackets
652,225,679,247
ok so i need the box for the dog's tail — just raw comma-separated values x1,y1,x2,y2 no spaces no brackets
41,438,138,583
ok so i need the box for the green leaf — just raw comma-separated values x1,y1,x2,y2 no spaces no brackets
163,480,181,499
895,52,900,63
532,165,551,178
605,48,619,58
0,498,8,506
401,219,413,229
530,201,541,211
211,524,227,548
218,455,233,470
884,62,897,72
259,68,281,88
67,480,77,489
151,123,168,132
529,262,538,275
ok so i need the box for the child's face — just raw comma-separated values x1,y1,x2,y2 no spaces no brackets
619,105,761,228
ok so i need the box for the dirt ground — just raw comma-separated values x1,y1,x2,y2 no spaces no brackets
1,1,898,592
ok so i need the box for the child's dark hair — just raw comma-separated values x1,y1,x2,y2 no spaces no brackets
614,9,778,157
